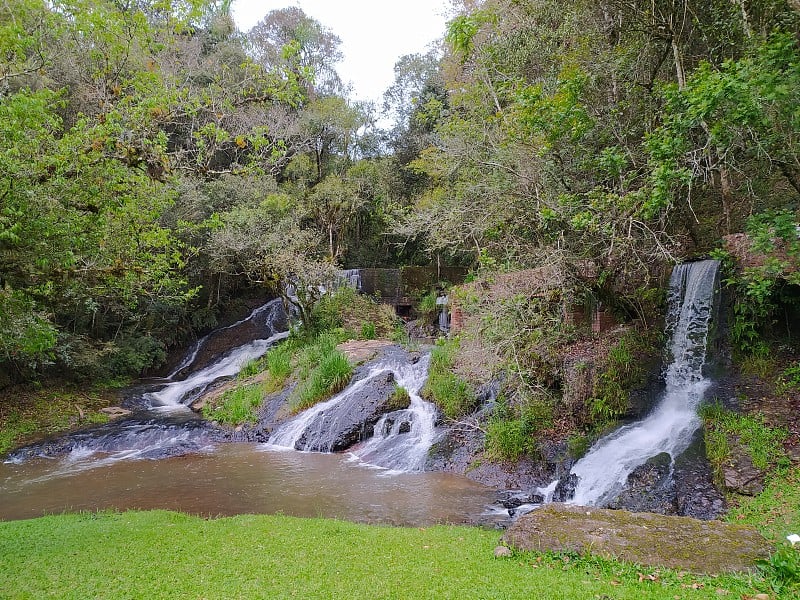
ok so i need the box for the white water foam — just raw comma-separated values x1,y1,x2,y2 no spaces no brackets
266,353,438,473
146,299,288,409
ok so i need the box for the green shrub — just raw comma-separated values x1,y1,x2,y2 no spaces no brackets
756,544,800,594
311,287,397,338
485,417,532,461
567,433,590,459
590,331,655,425
416,291,439,323
423,339,476,419
360,322,376,340
203,384,264,425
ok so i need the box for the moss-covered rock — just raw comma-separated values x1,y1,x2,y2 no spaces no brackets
502,503,770,574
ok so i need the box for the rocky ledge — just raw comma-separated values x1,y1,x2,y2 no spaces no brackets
501,503,770,574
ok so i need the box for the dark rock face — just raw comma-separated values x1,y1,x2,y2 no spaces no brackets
552,473,579,503
502,503,770,574
673,437,727,520
292,370,399,452
722,442,765,496
607,452,678,515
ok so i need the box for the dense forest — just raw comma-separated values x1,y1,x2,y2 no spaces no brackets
1,0,799,391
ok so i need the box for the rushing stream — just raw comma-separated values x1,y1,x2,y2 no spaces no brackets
1,260,722,524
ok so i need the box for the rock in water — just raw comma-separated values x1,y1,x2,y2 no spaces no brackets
606,452,677,515
501,503,770,574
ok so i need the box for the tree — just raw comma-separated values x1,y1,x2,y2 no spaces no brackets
247,7,343,97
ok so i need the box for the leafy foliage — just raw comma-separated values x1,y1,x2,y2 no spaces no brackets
422,338,477,419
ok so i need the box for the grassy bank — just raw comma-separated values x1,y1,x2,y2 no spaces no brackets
0,384,114,455
0,510,782,600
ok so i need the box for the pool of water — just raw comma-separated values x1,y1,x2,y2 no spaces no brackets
0,443,499,526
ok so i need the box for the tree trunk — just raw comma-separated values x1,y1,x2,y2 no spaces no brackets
671,38,686,89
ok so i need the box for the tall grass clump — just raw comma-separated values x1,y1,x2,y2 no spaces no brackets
422,338,476,419
291,331,353,412
266,343,292,380
484,394,553,461
202,384,264,425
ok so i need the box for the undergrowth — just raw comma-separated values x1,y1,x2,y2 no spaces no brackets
202,384,265,425
699,401,789,481
290,331,353,412
422,337,476,419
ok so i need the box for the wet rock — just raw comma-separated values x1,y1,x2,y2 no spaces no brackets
293,370,399,452
5,415,224,462
723,457,764,495
502,503,771,574
496,490,544,509
607,452,677,515
552,473,578,503
673,437,726,520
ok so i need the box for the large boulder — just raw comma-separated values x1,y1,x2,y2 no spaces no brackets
293,370,403,452
502,503,770,574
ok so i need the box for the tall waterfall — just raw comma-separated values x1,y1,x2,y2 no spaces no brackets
569,259,720,506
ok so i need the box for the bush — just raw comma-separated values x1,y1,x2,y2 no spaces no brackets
484,394,553,461
423,338,477,419
485,417,532,461
416,291,439,323
567,433,590,458
311,287,397,339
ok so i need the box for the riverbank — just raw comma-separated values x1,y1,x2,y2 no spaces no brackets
0,509,786,600
0,382,119,455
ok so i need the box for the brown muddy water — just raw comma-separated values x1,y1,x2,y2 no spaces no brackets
0,443,499,525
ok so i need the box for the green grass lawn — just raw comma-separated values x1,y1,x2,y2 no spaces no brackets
0,510,780,600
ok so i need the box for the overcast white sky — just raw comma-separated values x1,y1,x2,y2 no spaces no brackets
231,0,451,105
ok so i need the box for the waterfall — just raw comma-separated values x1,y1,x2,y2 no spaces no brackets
569,259,720,506
337,269,362,292
352,354,435,471
145,298,288,409
267,353,437,472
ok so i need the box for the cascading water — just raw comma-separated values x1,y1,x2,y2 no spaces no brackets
351,353,435,471
267,352,437,472
568,259,720,506
7,298,289,470
145,298,288,409
337,269,362,292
